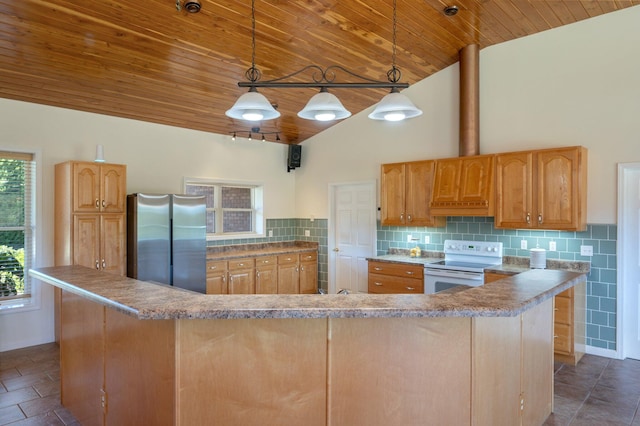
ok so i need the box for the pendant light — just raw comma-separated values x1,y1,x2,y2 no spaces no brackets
229,0,420,122
225,0,280,121
368,0,422,121
297,88,351,121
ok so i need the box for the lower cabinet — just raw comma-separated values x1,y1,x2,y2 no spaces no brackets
554,281,586,364
206,251,318,295
256,256,278,294
367,261,424,294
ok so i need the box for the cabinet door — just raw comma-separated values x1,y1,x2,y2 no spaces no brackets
299,261,318,294
101,164,127,213
228,270,255,294
206,261,228,294
101,214,126,276
458,156,494,205
495,152,534,229
278,263,299,294
73,163,101,213
537,148,584,230
256,265,278,294
380,163,406,226
73,215,100,270
405,161,444,227
431,158,460,204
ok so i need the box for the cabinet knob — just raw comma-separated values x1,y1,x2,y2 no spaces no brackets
400,213,404,221
102,200,106,208
374,267,382,271
102,259,106,269
95,261,100,269
374,282,383,286
238,263,244,267
407,214,412,222
526,213,531,224
405,271,414,275
95,199,99,208
406,287,415,291
209,265,217,270
301,266,305,271
538,214,543,225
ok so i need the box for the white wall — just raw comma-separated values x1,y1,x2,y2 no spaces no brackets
0,100,295,351
296,5,640,225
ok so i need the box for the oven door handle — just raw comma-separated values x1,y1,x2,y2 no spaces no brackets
424,269,484,281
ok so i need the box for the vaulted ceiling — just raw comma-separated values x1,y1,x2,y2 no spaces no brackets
0,1,637,144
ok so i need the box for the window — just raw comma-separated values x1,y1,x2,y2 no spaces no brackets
184,178,264,239
0,151,36,309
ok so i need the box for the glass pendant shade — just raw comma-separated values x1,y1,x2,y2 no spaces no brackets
368,90,422,121
297,90,352,121
225,89,280,121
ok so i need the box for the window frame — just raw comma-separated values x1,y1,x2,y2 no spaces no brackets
184,177,265,241
0,148,42,314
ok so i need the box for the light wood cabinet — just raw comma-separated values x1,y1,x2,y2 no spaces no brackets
207,252,318,295
256,256,278,294
495,146,587,230
55,161,127,342
483,272,507,284
367,261,424,294
299,252,318,294
278,254,300,294
380,160,445,227
430,154,495,216
554,281,586,364
206,260,228,294
228,257,255,294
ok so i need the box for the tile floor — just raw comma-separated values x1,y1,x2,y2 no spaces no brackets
2,343,640,425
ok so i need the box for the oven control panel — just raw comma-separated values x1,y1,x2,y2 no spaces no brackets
443,240,503,258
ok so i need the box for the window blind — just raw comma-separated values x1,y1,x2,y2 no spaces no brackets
0,151,35,300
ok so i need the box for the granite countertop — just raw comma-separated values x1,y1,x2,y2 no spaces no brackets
207,241,317,261
367,252,590,274
30,265,586,321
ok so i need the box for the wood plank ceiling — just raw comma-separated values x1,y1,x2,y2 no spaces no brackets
0,0,638,144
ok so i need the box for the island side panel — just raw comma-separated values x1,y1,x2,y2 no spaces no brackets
522,298,554,425
104,309,176,425
176,318,327,426
60,290,105,426
471,314,522,426
327,317,472,425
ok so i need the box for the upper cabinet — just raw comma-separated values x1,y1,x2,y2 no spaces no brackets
430,154,495,216
73,162,127,213
495,146,587,230
380,160,445,227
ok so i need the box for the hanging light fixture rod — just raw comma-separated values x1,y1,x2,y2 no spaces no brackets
237,65,409,90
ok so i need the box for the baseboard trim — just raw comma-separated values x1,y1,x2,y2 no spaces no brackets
586,345,621,359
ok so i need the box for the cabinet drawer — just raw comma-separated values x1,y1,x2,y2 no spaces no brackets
299,252,317,263
228,257,255,270
554,323,573,355
368,261,423,279
256,256,277,267
368,274,424,294
206,260,226,277
278,254,298,265
554,296,572,325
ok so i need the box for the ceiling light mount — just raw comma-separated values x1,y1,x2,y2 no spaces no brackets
444,5,459,16
229,127,281,142
227,0,421,123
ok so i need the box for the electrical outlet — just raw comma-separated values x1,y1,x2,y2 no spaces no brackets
521,239,528,250
304,229,310,237
580,245,593,256
407,234,413,242
549,241,556,251
268,229,273,237
424,236,430,244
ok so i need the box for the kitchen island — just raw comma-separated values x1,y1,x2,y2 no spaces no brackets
31,265,586,426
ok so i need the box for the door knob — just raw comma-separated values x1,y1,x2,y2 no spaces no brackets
333,248,339,252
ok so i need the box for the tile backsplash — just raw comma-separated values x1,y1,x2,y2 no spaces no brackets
378,217,617,351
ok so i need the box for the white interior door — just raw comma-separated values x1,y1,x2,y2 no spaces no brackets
329,182,376,294
620,163,640,359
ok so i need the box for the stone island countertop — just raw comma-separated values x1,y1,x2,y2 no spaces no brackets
31,265,586,321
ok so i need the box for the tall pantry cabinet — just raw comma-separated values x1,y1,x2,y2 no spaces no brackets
54,161,127,340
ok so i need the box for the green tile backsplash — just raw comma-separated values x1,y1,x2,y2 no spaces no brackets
378,217,617,352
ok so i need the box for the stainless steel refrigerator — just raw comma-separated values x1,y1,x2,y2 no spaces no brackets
127,193,206,293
